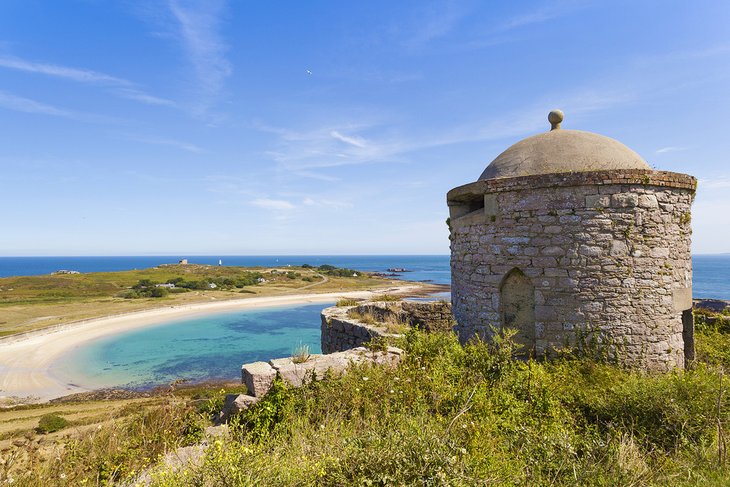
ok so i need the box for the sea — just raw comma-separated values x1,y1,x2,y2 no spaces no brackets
0,254,727,298
2,254,729,392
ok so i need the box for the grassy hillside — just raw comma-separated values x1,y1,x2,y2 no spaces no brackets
0,264,406,337
2,310,730,486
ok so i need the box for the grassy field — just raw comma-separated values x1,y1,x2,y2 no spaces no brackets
2,309,730,486
0,264,406,337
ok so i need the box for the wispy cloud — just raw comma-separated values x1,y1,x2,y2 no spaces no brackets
698,177,730,190
115,88,177,107
251,198,296,211
302,197,353,210
120,133,203,153
656,146,687,154
466,1,589,50
330,130,367,148
0,56,127,84
257,87,634,173
403,1,472,49
0,90,112,122
290,170,341,182
0,55,176,107
166,0,231,115
500,1,587,31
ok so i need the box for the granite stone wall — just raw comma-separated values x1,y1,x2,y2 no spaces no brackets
321,301,456,354
447,170,696,371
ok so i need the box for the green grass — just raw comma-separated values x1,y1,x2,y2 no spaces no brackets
6,314,730,486
142,328,730,486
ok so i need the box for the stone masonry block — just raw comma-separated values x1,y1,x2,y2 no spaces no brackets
611,193,638,208
242,361,276,397
638,194,659,208
585,194,610,208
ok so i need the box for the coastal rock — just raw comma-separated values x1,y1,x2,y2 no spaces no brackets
242,361,276,397
220,394,258,422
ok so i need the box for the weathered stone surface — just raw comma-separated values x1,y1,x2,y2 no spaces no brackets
242,361,276,397
321,301,455,354
270,347,403,388
448,169,696,371
220,394,258,421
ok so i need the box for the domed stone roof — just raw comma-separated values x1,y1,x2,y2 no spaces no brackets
479,110,650,180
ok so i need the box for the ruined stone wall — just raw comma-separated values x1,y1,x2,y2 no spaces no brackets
320,305,388,354
447,170,696,371
321,301,456,354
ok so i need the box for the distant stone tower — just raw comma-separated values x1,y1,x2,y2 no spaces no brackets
447,110,697,370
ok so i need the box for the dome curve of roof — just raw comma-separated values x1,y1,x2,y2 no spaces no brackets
479,114,650,180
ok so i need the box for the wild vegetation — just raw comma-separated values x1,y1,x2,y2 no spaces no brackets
3,309,730,485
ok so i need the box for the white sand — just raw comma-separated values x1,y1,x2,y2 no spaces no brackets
0,286,421,403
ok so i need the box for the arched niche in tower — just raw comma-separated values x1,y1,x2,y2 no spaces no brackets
499,268,536,356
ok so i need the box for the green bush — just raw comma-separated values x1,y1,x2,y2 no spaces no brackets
148,329,730,486
36,413,68,433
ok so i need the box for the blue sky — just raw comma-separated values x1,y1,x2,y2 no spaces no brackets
0,0,729,255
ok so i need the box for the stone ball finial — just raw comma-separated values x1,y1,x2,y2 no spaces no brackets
548,109,564,130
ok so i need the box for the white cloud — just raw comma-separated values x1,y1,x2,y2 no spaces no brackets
500,1,588,31
301,197,353,210
115,88,177,107
330,130,367,148
166,0,231,114
0,90,112,123
0,55,176,107
656,146,687,154
698,177,730,189
402,1,472,49
251,198,296,211
257,87,635,173
121,134,203,153
0,56,128,84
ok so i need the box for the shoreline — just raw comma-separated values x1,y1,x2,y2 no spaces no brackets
0,284,433,404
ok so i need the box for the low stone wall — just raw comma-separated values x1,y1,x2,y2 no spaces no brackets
221,346,404,421
321,300,455,354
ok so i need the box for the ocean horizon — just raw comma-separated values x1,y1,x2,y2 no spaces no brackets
0,254,728,300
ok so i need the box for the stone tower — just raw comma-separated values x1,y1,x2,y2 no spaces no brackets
447,110,697,370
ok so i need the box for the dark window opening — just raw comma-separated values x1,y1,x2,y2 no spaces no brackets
682,308,694,366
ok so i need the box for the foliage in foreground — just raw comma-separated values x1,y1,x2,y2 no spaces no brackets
150,329,730,486
5,321,730,486
35,413,69,434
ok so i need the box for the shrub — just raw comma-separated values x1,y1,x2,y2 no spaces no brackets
336,298,359,307
371,294,401,302
148,287,168,298
36,413,68,433
292,343,311,364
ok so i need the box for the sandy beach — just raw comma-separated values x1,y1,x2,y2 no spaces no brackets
0,285,423,403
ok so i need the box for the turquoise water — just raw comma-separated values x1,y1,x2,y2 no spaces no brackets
37,253,730,392
53,303,329,390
